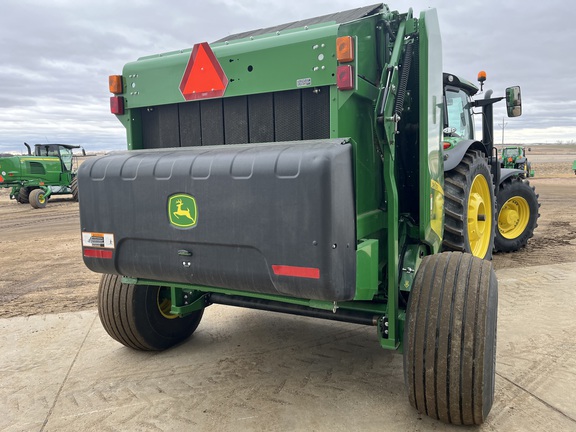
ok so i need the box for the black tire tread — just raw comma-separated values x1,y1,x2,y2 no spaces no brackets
98,274,203,351
443,150,495,260
17,187,30,204
404,252,497,425
71,176,79,202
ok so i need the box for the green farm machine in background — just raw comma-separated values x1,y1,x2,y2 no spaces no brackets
78,4,537,425
499,145,534,177
0,143,84,208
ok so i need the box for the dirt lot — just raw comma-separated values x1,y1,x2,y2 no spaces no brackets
1,144,575,317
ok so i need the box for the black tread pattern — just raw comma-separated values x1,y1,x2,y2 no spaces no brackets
404,252,497,425
494,176,540,252
71,176,79,202
443,150,495,260
98,274,203,351
17,187,30,204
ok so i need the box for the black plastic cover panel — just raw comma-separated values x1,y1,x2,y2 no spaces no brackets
79,139,356,301
213,4,383,42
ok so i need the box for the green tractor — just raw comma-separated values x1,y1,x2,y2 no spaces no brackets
0,143,84,208
443,76,539,253
78,4,534,424
499,145,533,177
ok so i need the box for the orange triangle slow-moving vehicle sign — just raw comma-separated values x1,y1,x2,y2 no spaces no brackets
180,42,228,101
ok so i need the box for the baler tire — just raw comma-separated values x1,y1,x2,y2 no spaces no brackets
98,274,204,351
443,150,495,260
71,177,79,202
17,187,30,204
404,252,498,425
29,188,47,209
494,177,540,252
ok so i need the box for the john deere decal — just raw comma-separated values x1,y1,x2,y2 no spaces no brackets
168,194,198,228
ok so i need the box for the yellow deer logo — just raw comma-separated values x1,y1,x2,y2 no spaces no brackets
173,199,194,221
168,194,197,228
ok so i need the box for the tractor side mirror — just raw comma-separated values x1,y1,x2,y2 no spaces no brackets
506,86,522,117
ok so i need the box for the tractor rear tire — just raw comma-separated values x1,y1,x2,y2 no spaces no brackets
70,177,79,202
443,150,495,260
494,177,540,252
98,274,204,351
17,187,30,204
29,188,47,209
404,252,498,425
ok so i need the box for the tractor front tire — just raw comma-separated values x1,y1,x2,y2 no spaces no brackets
404,252,498,425
70,177,79,202
98,274,204,351
443,150,496,260
29,188,47,209
495,177,540,252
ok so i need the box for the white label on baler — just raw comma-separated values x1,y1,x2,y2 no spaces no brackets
82,232,115,249
297,78,312,87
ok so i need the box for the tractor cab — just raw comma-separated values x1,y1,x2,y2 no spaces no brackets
32,144,85,172
443,73,478,141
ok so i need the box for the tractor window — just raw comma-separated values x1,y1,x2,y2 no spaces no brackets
503,148,519,158
59,147,73,171
445,88,473,139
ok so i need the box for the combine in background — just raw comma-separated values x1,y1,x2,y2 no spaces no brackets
0,143,84,208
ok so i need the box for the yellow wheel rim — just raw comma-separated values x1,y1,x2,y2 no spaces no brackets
498,196,530,239
467,174,492,258
157,288,178,319
38,194,45,204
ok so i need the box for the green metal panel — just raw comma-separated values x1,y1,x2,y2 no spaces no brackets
354,239,379,300
334,14,384,224
418,9,444,253
122,25,338,110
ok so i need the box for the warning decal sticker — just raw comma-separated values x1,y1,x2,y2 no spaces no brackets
82,232,115,249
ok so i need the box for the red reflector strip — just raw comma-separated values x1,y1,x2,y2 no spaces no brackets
0,175,3,182
272,265,320,279
84,248,113,259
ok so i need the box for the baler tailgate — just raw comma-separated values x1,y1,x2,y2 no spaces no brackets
79,139,356,301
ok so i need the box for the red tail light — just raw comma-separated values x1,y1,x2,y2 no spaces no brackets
110,96,124,115
336,65,354,90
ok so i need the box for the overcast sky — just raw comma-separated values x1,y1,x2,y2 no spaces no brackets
0,0,574,153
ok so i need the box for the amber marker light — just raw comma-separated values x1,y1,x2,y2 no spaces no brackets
477,70,487,90
336,36,354,63
109,75,123,94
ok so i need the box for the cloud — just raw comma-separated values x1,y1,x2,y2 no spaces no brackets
0,0,574,153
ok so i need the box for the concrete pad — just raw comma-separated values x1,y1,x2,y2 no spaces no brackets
1,263,576,431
